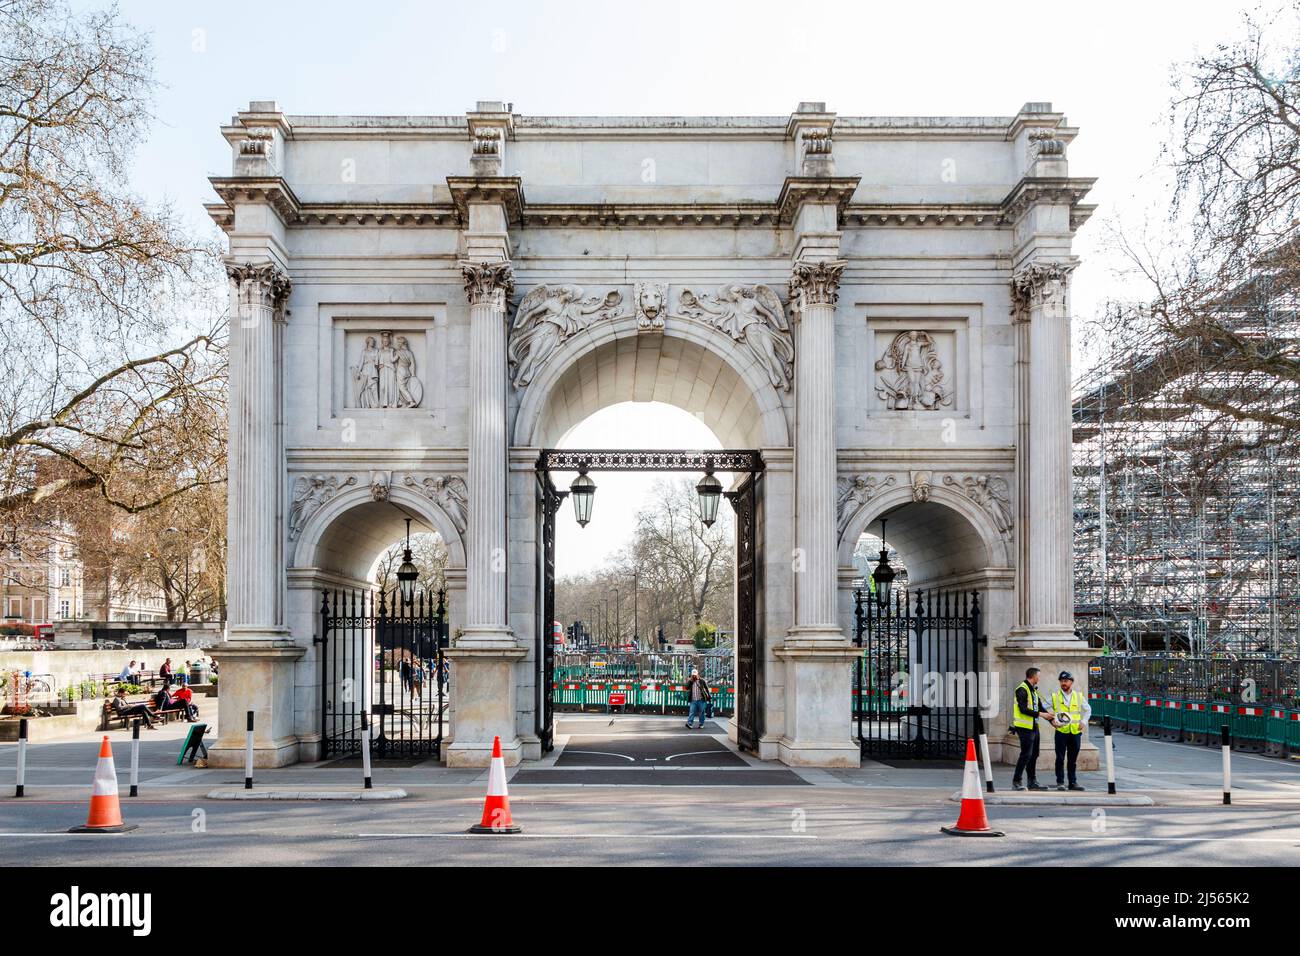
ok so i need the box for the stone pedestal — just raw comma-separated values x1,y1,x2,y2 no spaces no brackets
208,640,305,769
444,645,528,767
994,643,1099,772
774,638,861,767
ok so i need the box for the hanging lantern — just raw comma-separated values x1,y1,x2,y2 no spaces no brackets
570,462,596,528
696,460,723,528
396,517,418,606
873,517,895,609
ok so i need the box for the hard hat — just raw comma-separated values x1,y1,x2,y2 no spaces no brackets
1058,670,1074,681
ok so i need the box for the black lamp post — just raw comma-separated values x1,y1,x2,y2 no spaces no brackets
696,459,722,528
569,461,596,528
396,518,418,606
872,517,896,610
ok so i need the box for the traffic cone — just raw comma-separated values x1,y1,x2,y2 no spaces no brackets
69,736,137,833
468,735,521,834
941,738,1004,837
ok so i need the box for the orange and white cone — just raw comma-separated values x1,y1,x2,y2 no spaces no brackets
468,735,521,834
69,736,137,833
941,738,1004,837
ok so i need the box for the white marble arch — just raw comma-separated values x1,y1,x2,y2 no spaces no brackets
836,480,1011,581
511,313,793,450
290,481,467,580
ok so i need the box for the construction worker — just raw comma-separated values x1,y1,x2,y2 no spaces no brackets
1051,670,1091,791
1012,667,1055,791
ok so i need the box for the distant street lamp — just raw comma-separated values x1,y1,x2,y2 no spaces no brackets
569,461,596,527
873,517,896,610
696,459,723,528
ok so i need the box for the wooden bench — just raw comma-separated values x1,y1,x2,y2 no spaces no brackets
100,697,186,731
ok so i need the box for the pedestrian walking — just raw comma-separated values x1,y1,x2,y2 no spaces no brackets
1051,670,1090,791
1012,667,1055,791
685,668,711,729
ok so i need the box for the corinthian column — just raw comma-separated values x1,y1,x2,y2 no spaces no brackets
787,259,846,639
460,260,515,646
1012,259,1076,638
226,260,291,638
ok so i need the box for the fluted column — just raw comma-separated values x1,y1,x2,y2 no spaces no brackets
226,261,290,637
460,260,515,645
788,259,846,637
1013,260,1076,636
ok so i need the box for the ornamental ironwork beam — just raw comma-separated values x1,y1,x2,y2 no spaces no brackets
536,449,764,474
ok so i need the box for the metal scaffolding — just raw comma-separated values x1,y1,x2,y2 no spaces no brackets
1072,323,1300,656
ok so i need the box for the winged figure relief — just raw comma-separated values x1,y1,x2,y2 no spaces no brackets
508,285,625,387
678,285,794,390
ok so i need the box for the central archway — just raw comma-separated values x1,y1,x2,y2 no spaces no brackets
508,317,794,761
512,315,792,449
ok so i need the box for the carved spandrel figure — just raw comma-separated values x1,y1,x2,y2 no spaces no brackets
351,336,380,409
944,474,1014,534
288,474,356,539
835,474,895,538
677,285,794,390
875,330,952,410
405,474,468,534
509,285,625,387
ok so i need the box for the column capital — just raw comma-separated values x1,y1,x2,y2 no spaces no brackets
225,260,291,318
788,259,846,312
1011,258,1076,318
459,260,515,309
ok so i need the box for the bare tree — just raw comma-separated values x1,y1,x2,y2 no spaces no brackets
0,0,225,522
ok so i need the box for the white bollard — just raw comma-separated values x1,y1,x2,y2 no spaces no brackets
244,710,255,790
15,717,27,798
976,718,995,793
361,712,373,790
129,721,140,797
1103,716,1116,795
1221,723,1232,806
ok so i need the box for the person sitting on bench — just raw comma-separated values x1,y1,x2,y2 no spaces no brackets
152,685,187,716
112,688,156,729
170,684,199,721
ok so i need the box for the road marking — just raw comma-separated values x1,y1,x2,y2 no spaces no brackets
664,751,729,762
556,750,636,762
1032,835,1300,844
355,832,817,839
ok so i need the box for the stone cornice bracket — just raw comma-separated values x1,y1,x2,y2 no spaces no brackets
459,260,515,309
788,259,846,313
209,176,302,227
446,176,526,227
776,176,860,226
999,176,1096,229
1010,258,1077,318
226,260,292,320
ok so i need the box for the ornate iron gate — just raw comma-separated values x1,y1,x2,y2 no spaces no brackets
853,588,982,759
319,586,448,759
535,449,765,754
538,473,562,753
729,472,761,753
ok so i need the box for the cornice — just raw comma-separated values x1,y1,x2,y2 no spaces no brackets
209,176,301,225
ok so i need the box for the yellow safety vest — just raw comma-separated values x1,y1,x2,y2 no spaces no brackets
1013,680,1041,730
1051,689,1083,734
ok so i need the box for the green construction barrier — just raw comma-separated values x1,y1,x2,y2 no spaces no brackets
1141,697,1163,737
1156,699,1183,740
1287,709,1300,757
1231,705,1267,752
553,681,586,708
1264,706,1290,757
1181,702,1212,744
1088,692,1106,722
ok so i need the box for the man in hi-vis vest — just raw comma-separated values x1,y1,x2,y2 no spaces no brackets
1012,667,1055,790
1051,670,1091,791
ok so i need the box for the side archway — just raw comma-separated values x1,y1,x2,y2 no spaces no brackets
291,481,467,582
837,480,1012,584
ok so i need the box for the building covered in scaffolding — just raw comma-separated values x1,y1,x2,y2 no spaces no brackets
1073,293,1300,656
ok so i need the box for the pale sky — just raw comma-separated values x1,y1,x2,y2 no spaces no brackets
89,0,1267,569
